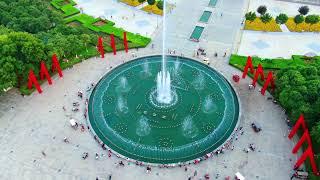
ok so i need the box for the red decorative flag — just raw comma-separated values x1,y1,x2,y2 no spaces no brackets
110,34,116,55
97,36,104,58
39,61,52,85
123,32,128,53
288,115,319,176
252,64,265,87
242,56,255,79
52,54,63,77
28,69,42,93
260,71,275,95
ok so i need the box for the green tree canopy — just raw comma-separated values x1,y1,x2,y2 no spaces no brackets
276,13,289,24
157,1,164,10
260,13,272,24
294,14,305,25
147,0,156,5
245,11,257,23
298,6,309,16
257,5,267,16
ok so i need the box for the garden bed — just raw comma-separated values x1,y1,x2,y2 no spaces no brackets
120,0,144,7
142,4,163,16
244,18,282,32
285,17,320,32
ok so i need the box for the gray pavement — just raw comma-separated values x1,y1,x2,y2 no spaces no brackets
0,0,299,179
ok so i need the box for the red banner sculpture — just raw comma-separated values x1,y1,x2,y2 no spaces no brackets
52,54,63,77
288,114,319,176
39,61,52,85
28,70,42,93
242,56,255,79
261,71,275,95
110,34,116,55
123,32,128,53
97,36,104,58
288,115,307,139
252,64,265,87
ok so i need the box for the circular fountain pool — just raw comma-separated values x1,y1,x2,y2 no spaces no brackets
88,55,239,164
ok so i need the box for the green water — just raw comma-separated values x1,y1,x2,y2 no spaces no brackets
199,11,212,23
190,26,204,41
209,0,218,7
88,55,239,164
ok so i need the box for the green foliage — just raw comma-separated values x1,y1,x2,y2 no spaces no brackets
157,1,164,10
0,0,64,34
147,0,156,5
294,14,305,25
305,14,320,25
275,63,320,128
60,4,80,17
138,0,146,3
245,11,257,22
276,13,289,24
257,5,267,16
298,6,309,16
260,13,272,24
64,14,151,46
0,0,151,94
311,120,320,144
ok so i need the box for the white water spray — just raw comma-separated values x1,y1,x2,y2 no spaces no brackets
156,0,173,104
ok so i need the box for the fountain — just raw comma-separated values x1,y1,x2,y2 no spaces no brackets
87,0,240,164
156,0,173,105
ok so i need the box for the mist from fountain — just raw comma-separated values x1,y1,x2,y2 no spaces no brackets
117,95,129,114
156,0,173,104
136,115,151,137
118,76,131,92
202,95,216,114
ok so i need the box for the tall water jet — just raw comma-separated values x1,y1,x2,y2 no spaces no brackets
156,0,173,104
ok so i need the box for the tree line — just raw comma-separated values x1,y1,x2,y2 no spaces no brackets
0,0,98,94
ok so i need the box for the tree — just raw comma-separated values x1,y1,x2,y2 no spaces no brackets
311,122,320,144
276,13,289,24
245,11,257,23
0,56,18,94
298,6,309,16
157,1,164,10
261,13,272,24
138,0,146,3
305,15,320,31
147,0,156,5
257,5,267,16
294,14,305,27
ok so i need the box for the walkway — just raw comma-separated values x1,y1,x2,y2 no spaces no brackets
0,0,298,179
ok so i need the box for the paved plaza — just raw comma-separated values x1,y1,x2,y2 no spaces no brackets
238,0,320,58
0,0,300,179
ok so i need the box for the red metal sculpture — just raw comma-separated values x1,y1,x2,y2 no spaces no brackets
97,36,104,58
288,115,319,176
242,56,255,79
39,61,52,85
52,54,63,77
252,64,265,87
27,69,42,93
110,34,116,55
123,32,128,53
261,71,275,95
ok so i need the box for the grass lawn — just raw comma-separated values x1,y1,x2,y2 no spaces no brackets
51,0,77,9
60,4,80,17
228,54,315,70
286,17,320,32
244,18,282,32
229,54,319,85
64,14,151,47
120,0,144,7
